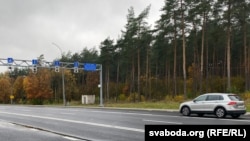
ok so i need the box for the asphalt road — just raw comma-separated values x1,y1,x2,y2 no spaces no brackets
0,120,77,141
0,105,249,141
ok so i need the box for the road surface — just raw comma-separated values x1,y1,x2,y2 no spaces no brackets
0,105,249,141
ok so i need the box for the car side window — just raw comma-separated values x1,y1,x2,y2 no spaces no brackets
206,95,222,101
194,95,207,101
206,95,215,101
218,95,224,100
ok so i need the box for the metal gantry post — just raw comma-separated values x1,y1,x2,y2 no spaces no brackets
99,64,103,107
52,43,66,106
62,66,66,106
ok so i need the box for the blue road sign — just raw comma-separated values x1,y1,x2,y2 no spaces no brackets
32,59,38,65
7,57,14,64
74,61,79,68
84,63,96,71
54,61,60,66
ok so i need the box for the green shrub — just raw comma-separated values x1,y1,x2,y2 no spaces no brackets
226,86,240,93
29,99,43,105
174,95,184,102
127,93,145,102
165,95,184,102
241,91,250,100
118,94,126,101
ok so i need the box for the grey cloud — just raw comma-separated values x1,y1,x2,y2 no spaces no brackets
0,0,164,72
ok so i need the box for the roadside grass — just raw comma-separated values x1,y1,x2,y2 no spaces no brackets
245,99,250,112
57,100,181,110
47,99,250,112
247,104,250,112
103,101,180,110
89,100,250,112
101,102,250,113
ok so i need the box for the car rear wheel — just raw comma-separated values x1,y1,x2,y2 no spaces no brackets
215,107,226,118
181,106,191,116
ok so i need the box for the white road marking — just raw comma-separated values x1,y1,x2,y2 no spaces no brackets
143,119,182,124
92,110,153,116
91,110,183,118
63,136,79,141
29,128,39,131
91,110,250,123
21,109,31,112
0,111,144,133
0,121,15,127
60,113,75,115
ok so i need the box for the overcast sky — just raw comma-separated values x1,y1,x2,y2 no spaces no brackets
0,0,164,72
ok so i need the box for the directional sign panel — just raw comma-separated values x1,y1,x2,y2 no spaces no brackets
84,63,96,71
7,57,14,64
74,61,79,68
54,61,60,67
32,59,38,65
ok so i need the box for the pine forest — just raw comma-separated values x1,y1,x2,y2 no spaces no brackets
1,0,250,104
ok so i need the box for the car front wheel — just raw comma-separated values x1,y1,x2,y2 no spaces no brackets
215,107,226,118
181,106,191,116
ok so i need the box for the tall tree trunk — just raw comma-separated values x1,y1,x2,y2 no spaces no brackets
149,63,152,100
146,47,149,99
130,57,135,102
104,67,107,101
244,17,249,91
224,45,227,91
206,27,209,92
191,20,199,96
115,61,120,102
106,66,110,101
165,48,169,94
137,48,140,101
226,1,232,91
181,0,187,99
200,12,206,94
147,46,152,100
173,11,177,97
192,24,198,96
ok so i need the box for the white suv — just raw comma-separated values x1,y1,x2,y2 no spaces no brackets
179,93,246,118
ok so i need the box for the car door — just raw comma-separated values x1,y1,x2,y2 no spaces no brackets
189,95,207,111
203,95,221,111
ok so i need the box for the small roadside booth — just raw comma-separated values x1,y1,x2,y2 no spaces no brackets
82,95,95,104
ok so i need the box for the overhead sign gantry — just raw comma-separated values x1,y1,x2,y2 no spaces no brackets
0,57,103,107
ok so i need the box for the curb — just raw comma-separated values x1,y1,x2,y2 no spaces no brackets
4,104,250,116
80,106,250,116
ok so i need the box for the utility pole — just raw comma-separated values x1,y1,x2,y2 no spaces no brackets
52,42,66,106
99,64,103,107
